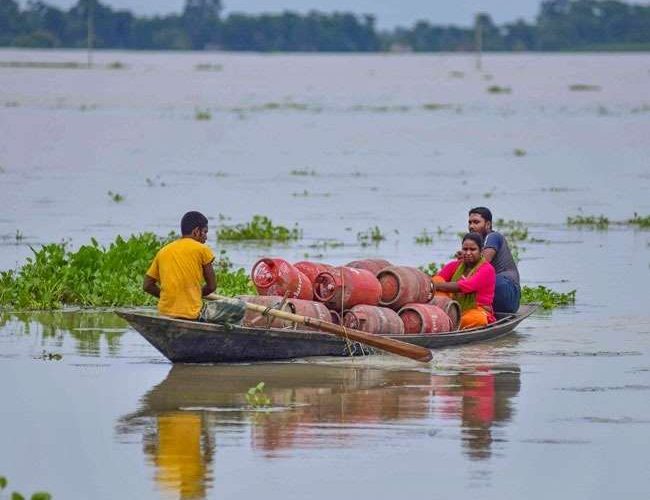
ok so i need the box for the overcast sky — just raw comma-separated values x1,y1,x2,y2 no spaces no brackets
28,1,545,28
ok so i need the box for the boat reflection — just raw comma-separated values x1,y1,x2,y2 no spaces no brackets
117,362,521,498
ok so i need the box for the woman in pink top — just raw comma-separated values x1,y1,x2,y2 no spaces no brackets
433,232,496,329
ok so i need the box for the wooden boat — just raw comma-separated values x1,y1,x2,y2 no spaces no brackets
116,304,537,363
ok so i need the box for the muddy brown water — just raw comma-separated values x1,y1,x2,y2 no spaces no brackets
1,50,649,499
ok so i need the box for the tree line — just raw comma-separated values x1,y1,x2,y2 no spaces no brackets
1,0,649,51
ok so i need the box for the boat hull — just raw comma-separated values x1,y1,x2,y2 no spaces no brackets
116,304,537,363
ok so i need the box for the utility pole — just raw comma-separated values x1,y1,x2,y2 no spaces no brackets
474,13,483,71
87,0,94,68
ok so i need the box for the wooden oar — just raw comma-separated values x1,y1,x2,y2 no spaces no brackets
206,294,432,363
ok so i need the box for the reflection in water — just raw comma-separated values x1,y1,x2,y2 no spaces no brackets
117,362,521,498
0,310,128,356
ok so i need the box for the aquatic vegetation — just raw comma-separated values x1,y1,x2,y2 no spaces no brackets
36,350,62,361
106,61,126,69
195,109,212,121
292,190,331,197
0,233,252,309
289,169,317,176
569,84,601,91
422,103,453,111
487,85,511,94
567,215,609,229
308,240,344,250
0,474,51,500
415,230,434,245
213,251,255,296
145,176,166,187
357,226,386,246
350,104,411,113
195,63,223,71
521,286,576,310
628,213,650,228
107,191,124,203
217,215,301,242
245,382,271,408
213,171,229,178
513,148,527,156
15,230,24,242
449,71,464,78
0,60,83,69
418,262,440,276
496,219,529,242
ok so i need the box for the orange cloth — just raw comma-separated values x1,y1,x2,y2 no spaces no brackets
146,238,215,319
432,276,453,298
459,307,489,329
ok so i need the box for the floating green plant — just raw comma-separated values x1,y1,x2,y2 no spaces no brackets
0,474,51,500
350,104,410,112
449,71,464,78
569,84,601,91
145,176,166,187
195,63,223,71
289,169,317,176
513,148,527,157
422,103,452,111
628,213,650,228
15,230,24,242
217,215,301,242
308,240,344,249
487,85,511,94
36,350,63,361
107,190,124,202
195,109,212,121
0,233,252,309
292,190,330,197
496,219,529,242
415,230,434,245
521,286,576,310
106,61,126,70
357,226,386,246
418,262,440,276
246,382,271,408
0,61,83,69
567,215,609,229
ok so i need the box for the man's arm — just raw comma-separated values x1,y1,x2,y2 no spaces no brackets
202,262,217,296
143,275,160,298
482,247,497,263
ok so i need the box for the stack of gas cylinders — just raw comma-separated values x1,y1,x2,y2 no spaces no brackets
241,257,461,335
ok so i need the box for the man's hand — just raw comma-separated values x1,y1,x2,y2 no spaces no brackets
143,275,160,298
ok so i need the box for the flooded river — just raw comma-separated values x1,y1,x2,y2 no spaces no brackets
1,50,649,498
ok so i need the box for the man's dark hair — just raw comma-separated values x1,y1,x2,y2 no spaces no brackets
469,206,493,222
463,232,484,250
181,211,208,235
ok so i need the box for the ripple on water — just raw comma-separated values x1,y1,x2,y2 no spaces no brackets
557,384,650,392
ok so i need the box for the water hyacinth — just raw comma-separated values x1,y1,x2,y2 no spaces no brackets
0,233,253,310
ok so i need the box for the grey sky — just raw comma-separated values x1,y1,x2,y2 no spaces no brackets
28,1,544,28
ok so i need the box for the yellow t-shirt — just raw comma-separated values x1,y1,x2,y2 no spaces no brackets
146,238,215,319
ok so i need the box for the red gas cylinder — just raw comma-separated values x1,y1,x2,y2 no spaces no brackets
345,259,392,275
377,266,433,310
239,295,287,328
430,296,461,330
251,258,313,300
294,261,335,284
398,303,453,334
343,304,405,335
329,309,342,325
313,266,382,310
239,295,331,331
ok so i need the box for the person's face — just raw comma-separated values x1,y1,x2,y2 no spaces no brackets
191,226,208,244
468,213,491,235
462,239,481,265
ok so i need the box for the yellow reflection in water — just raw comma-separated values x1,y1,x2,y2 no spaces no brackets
151,412,210,499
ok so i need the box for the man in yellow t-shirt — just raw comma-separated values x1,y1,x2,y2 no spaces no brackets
144,211,216,320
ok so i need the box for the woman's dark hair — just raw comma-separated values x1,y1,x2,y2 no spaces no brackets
181,211,208,235
469,206,493,223
462,232,484,250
